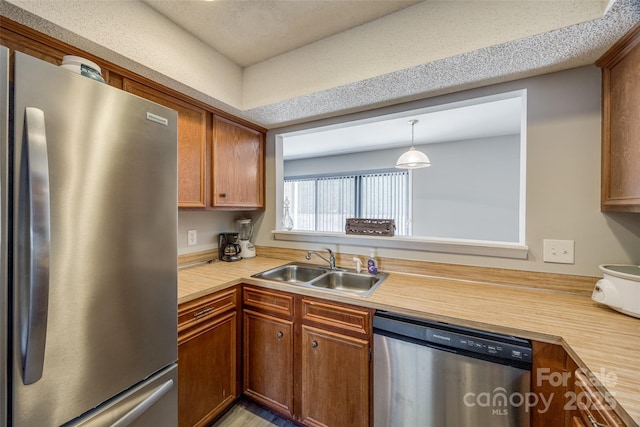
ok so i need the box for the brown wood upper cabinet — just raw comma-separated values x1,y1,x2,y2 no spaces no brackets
212,115,265,209
121,84,266,210
597,23,640,212
123,79,208,208
0,18,266,210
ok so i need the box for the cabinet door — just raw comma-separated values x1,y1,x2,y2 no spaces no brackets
531,341,572,427
598,24,640,212
212,115,264,208
123,79,208,208
178,311,237,427
300,325,370,427
243,310,294,418
573,369,625,427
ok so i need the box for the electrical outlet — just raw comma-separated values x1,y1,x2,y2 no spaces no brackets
543,239,574,264
187,229,197,246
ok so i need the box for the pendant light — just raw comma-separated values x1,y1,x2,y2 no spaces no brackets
395,119,431,169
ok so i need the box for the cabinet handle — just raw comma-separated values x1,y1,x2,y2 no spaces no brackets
578,402,608,427
219,192,227,198
276,331,284,339
194,307,214,318
586,414,607,427
311,340,318,348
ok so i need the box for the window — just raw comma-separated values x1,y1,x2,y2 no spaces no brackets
275,90,528,259
284,170,410,235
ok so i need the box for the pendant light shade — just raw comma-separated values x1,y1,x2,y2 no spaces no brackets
395,119,431,169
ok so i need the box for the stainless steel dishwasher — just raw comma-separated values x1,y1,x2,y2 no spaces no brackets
374,311,532,427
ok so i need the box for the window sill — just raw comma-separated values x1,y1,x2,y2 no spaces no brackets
271,230,529,259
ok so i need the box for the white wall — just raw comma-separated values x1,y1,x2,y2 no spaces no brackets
411,135,520,242
254,65,640,277
177,211,260,255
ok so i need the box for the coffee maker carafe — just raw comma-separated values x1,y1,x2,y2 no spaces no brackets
236,218,256,258
219,233,242,262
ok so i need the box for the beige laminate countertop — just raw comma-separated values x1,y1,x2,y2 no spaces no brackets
178,257,640,426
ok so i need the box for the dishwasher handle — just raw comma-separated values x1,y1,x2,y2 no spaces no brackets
373,312,532,365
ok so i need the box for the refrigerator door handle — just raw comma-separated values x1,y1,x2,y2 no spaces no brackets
18,107,51,385
110,379,175,427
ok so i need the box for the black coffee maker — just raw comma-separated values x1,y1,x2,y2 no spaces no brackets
219,233,242,262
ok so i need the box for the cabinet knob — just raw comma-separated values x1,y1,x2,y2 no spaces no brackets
219,192,227,198
276,331,284,339
311,340,318,348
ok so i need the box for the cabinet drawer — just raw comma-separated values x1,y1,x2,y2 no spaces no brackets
243,287,294,319
178,287,238,331
301,298,372,336
573,369,624,427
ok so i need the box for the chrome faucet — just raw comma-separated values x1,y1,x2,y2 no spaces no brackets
306,248,336,270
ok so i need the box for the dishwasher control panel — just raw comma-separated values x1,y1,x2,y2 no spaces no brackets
374,311,532,364
429,329,532,362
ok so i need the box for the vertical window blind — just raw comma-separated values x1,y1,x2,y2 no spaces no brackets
284,170,410,235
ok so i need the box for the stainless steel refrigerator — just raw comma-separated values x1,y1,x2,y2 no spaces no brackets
1,47,179,426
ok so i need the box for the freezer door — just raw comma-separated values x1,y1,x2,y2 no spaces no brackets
12,52,178,426
66,364,178,427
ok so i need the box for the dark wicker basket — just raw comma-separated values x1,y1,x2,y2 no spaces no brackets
345,218,395,236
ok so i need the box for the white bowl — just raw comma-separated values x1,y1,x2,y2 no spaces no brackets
592,264,640,319
60,55,105,83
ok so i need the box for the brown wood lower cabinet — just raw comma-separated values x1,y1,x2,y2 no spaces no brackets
531,341,572,427
178,286,632,427
300,325,370,427
243,286,295,418
566,358,625,427
531,342,629,427
178,287,240,427
243,309,294,417
242,286,374,427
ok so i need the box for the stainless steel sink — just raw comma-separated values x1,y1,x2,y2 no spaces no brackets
309,271,379,293
252,263,326,283
251,263,388,297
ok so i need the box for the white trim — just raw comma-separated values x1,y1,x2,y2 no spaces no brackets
275,133,285,226
271,230,529,259
518,89,527,245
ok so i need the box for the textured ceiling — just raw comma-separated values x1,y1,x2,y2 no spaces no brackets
136,0,638,128
243,0,640,128
143,0,421,67
2,0,640,129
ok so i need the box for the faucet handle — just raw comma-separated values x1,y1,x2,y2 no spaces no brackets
352,257,363,273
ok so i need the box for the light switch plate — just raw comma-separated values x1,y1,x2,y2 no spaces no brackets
543,239,574,264
187,229,197,246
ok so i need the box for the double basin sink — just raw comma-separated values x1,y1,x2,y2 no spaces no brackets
251,262,388,297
